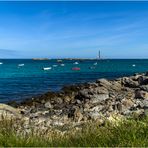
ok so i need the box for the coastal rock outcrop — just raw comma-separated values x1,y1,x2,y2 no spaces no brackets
5,72,148,133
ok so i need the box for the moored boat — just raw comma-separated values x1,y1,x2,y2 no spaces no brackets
18,64,24,67
72,67,80,71
43,67,52,70
93,62,97,65
73,62,79,65
61,64,65,66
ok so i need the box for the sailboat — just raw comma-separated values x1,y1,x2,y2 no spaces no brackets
93,50,101,66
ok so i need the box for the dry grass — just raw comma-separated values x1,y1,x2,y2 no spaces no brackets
0,117,148,147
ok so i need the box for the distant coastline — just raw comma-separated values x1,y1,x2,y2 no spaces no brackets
32,58,50,60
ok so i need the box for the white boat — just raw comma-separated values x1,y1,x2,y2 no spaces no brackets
0,62,3,65
132,64,136,67
93,62,97,65
73,62,79,65
61,64,65,66
43,67,52,70
53,65,58,67
18,64,24,67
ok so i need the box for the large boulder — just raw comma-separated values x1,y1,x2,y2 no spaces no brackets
96,79,112,88
122,77,139,88
140,85,148,91
90,94,109,104
78,87,109,104
138,76,148,85
135,90,148,99
0,103,22,120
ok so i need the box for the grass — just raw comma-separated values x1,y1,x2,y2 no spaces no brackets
0,117,148,147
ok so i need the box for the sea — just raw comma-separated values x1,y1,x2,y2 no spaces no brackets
0,59,148,103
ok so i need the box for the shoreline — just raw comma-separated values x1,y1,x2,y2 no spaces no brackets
1,71,148,133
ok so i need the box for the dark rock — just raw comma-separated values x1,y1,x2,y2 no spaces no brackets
139,85,148,91
138,76,148,85
135,90,148,99
122,77,139,88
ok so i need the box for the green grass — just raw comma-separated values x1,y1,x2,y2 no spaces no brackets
0,117,148,147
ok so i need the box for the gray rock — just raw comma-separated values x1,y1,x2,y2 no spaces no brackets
138,76,148,85
44,102,53,109
0,103,22,120
96,78,112,87
90,94,109,104
140,85,148,91
76,100,82,104
135,90,148,99
122,77,139,88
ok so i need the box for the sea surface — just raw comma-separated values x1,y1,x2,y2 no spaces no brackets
0,59,148,103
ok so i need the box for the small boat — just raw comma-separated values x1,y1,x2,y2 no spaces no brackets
61,64,65,66
57,60,63,63
132,64,136,67
72,67,80,71
93,62,97,65
73,62,79,65
43,67,52,70
18,64,24,67
0,62,3,65
53,65,58,67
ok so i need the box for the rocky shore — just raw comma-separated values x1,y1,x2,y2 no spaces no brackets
1,72,148,133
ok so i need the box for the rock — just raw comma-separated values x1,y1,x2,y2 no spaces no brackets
0,103,21,120
111,81,122,91
122,77,139,88
90,105,104,112
51,120,64,126
44,102,53,109
97,87,109,94
135,90,148,99
54,97,63,104
122,98,134,106
79,89,90,99
88,111,101,120
138,76,148,85
137,100,148,109
140,85,148,91
107,114,124,123
76,100,82,104
90,94,109,104
64,96,71,103
120,99,134,112
74,107,83,122
132,109,145,119
96,79,112,87
145,72,148,76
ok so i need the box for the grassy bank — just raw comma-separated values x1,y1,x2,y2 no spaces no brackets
0,117,148,147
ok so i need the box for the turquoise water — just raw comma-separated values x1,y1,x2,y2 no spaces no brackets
0,59,148,102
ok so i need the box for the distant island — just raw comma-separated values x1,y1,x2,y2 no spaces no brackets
32,58,50,60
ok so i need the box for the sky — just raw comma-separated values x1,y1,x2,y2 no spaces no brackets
0,1,148,59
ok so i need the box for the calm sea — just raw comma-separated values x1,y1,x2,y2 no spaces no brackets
0,59,147,103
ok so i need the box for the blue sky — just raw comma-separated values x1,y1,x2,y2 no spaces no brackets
0,1,148,59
